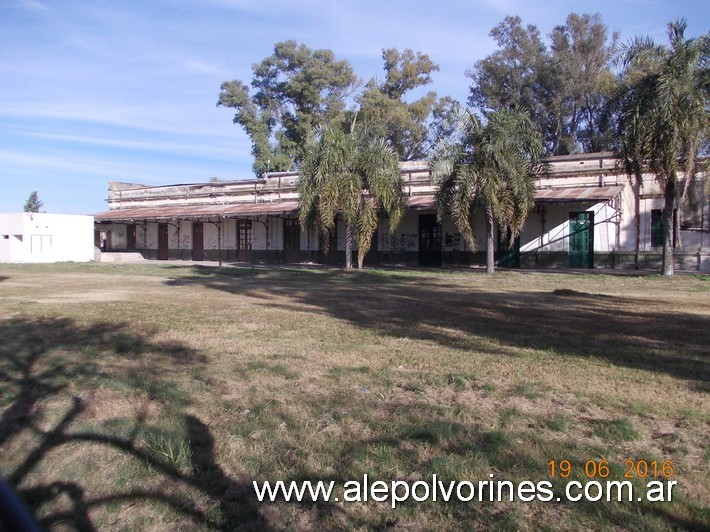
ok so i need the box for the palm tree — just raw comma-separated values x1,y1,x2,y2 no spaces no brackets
615,19,709,275
609,73,656,270
430,106,544,273
298,119,406,269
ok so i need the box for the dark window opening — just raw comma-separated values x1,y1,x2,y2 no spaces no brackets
651,209,677,248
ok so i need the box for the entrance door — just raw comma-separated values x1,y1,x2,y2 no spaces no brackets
419,214,442,267
283,218,300,263
94,229,108,251
192,222,204,261
158,223,169,260
319,226,339,265
127,224,136,250
497,226,520,268
236,220,253,262
569,212,594,268
362,231,379,266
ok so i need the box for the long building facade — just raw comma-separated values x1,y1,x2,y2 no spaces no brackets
94,153,710,271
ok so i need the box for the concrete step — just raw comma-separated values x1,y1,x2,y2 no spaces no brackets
97,251,145,263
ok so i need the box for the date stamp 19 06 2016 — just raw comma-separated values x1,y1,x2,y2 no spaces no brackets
547,459,677,503
548,459,675,480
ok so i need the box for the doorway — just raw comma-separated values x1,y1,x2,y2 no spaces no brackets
419,214,442,267
283,218,300,263
95,229,111,252
236,220,253,262
158,223,169,260
569,211,594,268
319,223,339,265
362,231,379,266
192,222,204,261
127,224,136,250
497,226,520,268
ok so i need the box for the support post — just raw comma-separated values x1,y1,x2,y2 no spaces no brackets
218,216,223,268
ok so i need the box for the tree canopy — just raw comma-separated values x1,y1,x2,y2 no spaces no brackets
218,18,709,274
430,106,544,273
467,13,618,155
613,20,709,275
23,191,43,213
298,119,405,269
219,44,457,175
356,48,458,161
218,41,357,176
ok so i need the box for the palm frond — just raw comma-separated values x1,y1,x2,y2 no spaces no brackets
355,200,378,269
429,105,543,254
298,118,406,268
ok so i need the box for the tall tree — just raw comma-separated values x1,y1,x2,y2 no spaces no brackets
614,20,709,276
218,41,357,176
357,48,458,160
430,106,544,273
298,119,406,269
467,13,617,155
23,191,43,213
549,13,619,153
467,17,549,146
607,49,660,270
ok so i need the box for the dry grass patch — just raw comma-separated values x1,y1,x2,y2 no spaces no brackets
0,263,708,530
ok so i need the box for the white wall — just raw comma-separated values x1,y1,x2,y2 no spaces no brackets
375,209,485,253
0,213,94,263
520,202,618,253
0,213,24,262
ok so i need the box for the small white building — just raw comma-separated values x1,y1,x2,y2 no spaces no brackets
0,213,95,263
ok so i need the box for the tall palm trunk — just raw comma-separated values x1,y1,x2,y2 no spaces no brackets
662,178,676,276
485,203,495,274
345,224,353,269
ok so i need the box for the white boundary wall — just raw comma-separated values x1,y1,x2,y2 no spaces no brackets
0,213,95,263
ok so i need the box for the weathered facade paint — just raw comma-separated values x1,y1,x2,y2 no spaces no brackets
94,154,709,271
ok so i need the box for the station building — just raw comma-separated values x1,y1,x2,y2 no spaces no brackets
93,153,709,271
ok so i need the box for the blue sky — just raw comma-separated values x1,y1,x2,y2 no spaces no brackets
1,0,707,215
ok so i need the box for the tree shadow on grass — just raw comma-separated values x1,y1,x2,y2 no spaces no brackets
231,391,709,530
165,266,710,387
0,316,266,530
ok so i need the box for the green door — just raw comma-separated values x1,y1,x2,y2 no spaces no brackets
569,212,593,268
497,226,520,268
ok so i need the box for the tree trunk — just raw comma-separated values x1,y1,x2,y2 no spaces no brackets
345,224,353,270
485,204,495,274
662,178,676,276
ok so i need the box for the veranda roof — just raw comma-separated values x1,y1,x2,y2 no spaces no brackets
533,185,623,203
406,185,624,210
94,185,623,223
94,201,300,222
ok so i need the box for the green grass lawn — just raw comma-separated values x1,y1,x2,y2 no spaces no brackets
0,263,708,530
